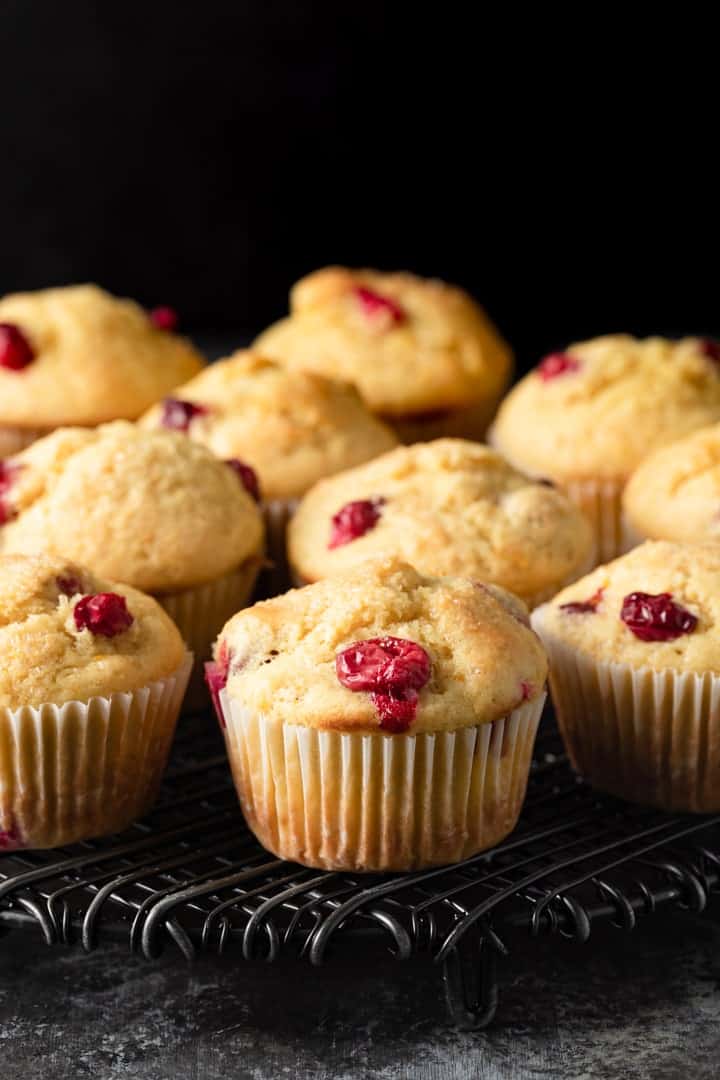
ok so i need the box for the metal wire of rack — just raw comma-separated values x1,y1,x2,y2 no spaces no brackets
1,705,719,1030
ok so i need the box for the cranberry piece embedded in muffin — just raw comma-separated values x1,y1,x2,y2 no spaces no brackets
335,636,431,731
328,498,384,549
537,352,581,381
353,285,405,326
620,591,698,642
73,593,134,637
700,338,720,365
0,821,22,851
159,397,209,432
205,641,232,727
0,323,35,371
0,461,22,525
225,458,261,502
150,305,179,332
560,588,604,615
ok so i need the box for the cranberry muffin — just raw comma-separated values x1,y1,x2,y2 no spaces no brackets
289,440,592,608
140,350,397,580
0,284,204,456
208,557,547,871
0,554,191,849
0,422,264,661
532,541,720,811
254,267,512,442
490,335,720,563
623,422,720,546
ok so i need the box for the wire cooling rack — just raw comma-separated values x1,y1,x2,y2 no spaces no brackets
1,705,719,1030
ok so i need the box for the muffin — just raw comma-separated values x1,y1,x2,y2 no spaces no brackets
254,267,512,443
0,284,204,455
489,335,720,564
0,554,191,849
289,440,593,607
208,557,547,871
532,541,720,812
140,350,397,580
623,422,720,546
0,422,264,662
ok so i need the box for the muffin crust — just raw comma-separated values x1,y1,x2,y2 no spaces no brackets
0,284,204,427
0,554,185,710
216,557,547,733
141,350,398,499
254,267,512,418
288,440,592,603
0,422,264,591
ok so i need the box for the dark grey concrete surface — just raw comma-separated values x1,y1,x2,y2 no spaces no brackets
2,907,720,1079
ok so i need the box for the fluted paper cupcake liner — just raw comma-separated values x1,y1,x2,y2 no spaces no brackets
0,652,192,850
216,691,545,871
157,557,261,662
262,498,300,595
532,607,720,811
0,424,53,457
561,477,635,567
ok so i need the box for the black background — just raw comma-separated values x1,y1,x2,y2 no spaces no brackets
1,2,716,373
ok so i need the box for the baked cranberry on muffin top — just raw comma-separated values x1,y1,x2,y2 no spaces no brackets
254,266,512,440
289,440,592,607
141,350,397,501
532,541,716,672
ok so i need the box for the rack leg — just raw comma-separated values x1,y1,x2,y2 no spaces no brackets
441,936,499,1030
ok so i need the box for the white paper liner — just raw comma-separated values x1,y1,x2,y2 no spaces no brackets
0,652,192,850
217,691,546,871
262,498,300,594
532,607,720,811
156,558,261,661
560,477,637,567
0,424,52,457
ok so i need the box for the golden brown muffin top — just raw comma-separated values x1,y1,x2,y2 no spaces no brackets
623,423,720,544
0,554,186,710
490,335,720,481
532,541,720,674
140,350,398,499
288,440,592,604
215,557,547,733
0,422,264,592
0,284,204,426
254,267,512,417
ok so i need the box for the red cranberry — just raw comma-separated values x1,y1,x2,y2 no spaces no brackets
560,588,604,615
620,592,698,642
0,821,22,851
520,680,534,702
370,690,419,733
225,458,261,502
56,573,83,597
160,397,209,432
699,338,720,365
0,461,22,526
205,641,231,727
73,593,134,637
150,306,179,332
354,286,405,325
335,636,431,732
328,498,384,549
0,323,35,371
537,352,581,381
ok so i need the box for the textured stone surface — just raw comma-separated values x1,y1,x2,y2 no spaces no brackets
2,908,720,1078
